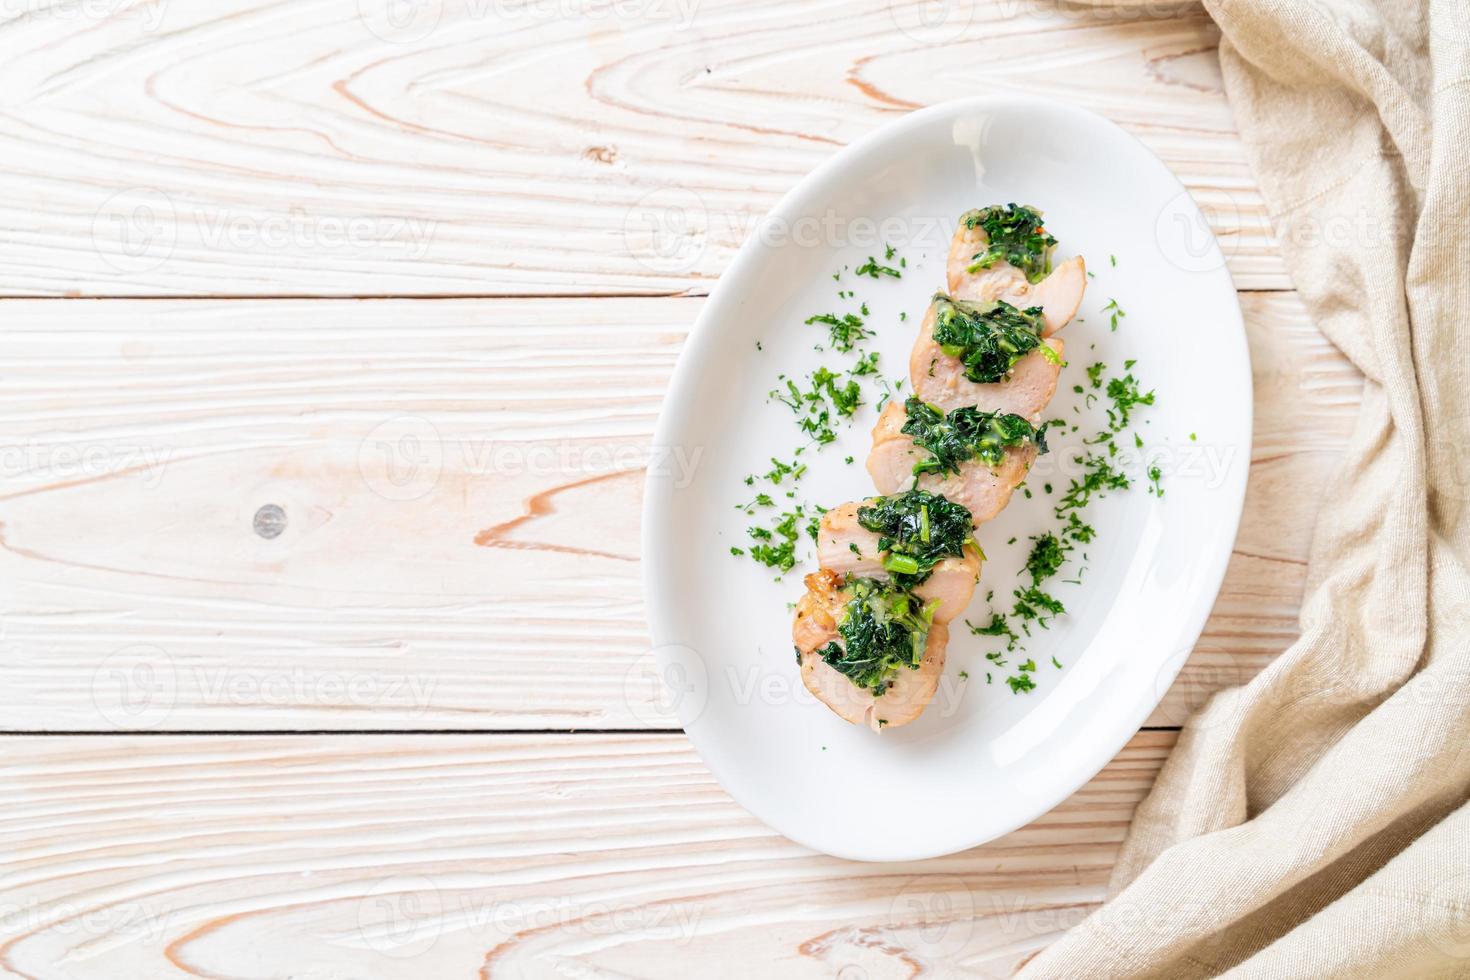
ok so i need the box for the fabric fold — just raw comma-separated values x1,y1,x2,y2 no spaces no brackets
1022,0,1470,975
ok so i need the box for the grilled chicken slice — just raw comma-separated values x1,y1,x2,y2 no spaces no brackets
946,222,1086,336
791,207,1085,732
866,401,1036,524
909,300,1065,418
814,501,981,624
793,569,948,731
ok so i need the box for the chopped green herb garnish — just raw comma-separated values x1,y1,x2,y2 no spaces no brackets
1024,532,1067,585
960,204,1056,283
1007,673,1037,694
1104,373,1155,430
742,505,810,574
770,367,867,445
930,295,1047,384
855,256,902,279
1012,586,1065,626
899,397,1047,477
1056,452,1130,514
968,613,1019,651
817,577,938,696
856,489,974,588
805,312,870,353
763,456,802,485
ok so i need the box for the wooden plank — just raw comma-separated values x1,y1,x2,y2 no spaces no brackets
0,293,1357,730
0,730,1174,977
0,0,1283,297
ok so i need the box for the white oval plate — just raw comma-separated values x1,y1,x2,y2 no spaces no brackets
643,96,1250,862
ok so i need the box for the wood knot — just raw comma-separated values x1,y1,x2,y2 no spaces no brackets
253,503,287,539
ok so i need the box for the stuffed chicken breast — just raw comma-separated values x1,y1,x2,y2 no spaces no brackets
793,568,949,731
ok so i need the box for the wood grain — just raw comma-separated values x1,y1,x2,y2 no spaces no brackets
0,292,1359,731
0,0,1284,298
0,6,1346,977
0,730,1174,978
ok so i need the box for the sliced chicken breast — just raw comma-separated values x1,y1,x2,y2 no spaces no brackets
793,568,949,731
909,300,1065,418
790,206,1085,733
946,219,1086,335
814,501,980,624
867,401,1037,524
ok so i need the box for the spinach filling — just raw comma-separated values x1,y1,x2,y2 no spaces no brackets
856,488,975,586
929,294,1054,384
899,397,1049,477
816,577,938,696
961,204,1056,283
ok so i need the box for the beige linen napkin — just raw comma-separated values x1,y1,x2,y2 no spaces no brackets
1022,1,1470,976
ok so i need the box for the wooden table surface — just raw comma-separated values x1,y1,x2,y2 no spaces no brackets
0,1,1358,976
